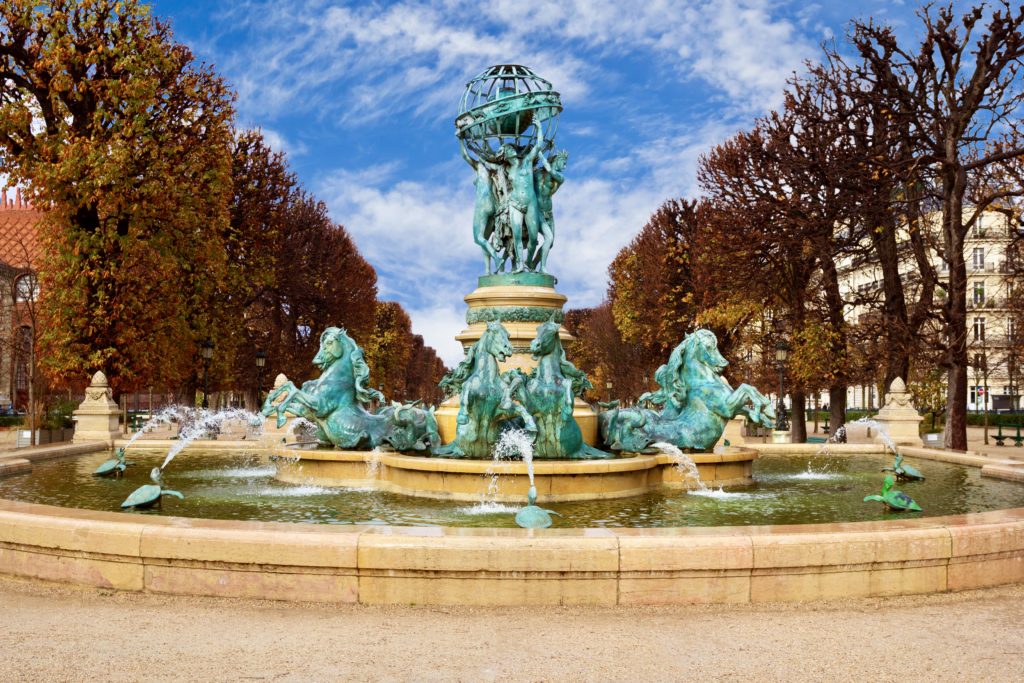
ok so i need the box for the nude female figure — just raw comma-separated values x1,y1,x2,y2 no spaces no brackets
460,140,503,273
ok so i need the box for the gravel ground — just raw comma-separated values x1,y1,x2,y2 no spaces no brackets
1,576,1023,682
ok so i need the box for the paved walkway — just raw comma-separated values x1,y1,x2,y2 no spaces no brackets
1,575,1022,682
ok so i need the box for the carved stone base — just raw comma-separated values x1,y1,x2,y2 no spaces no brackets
874,377,924,447
72,371,121,446
456,278,571,373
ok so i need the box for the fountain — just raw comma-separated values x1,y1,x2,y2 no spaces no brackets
2,65,1024,607
268,65,767,506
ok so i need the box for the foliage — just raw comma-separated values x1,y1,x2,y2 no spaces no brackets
0,0,235,393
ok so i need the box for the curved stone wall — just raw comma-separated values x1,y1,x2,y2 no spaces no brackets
0,443,1022,605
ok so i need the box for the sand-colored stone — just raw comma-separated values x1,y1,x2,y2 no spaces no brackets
139,523,362,568
0,458,30,477
357,527,619,573
874,377,924,447
750,564,949,602
750,527,952,568
72,371,121,445
358,575,617,606
0,546,143,590
271,446,757,502
144,564,358,602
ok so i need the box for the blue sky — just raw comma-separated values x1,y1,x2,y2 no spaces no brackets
150,0,927,365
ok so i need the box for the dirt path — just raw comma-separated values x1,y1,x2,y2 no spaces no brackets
1,576,1022,682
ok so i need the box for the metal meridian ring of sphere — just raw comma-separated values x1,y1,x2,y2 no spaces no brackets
455,64,562,163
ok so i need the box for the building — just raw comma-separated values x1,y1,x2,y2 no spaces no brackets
0,188,43,411
837,209,1020,412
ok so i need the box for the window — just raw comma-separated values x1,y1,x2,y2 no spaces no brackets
974,281,986,305
970,385,978,405
973,247,985,270
14,274,38,302
14,326,31,392
974,316,986,341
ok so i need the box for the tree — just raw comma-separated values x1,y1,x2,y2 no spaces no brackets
364,301,414,400
0,0,235,394
608,199,700,364
849,2,1024,450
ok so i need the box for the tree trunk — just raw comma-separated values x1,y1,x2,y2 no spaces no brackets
944,169,969,451
829,385,846,440
790,389,807,443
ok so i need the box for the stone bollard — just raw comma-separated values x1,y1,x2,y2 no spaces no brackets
72,371,121,445
873,377,924,447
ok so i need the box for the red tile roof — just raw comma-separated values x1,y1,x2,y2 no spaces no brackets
0,189,42,269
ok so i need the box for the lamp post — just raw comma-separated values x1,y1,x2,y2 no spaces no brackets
606,380,613,403
775,341,790,432
201,338,214,409
255,350,266,411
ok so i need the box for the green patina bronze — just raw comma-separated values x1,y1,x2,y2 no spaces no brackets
261,327,439,451
514,485,561,528
882,452,925,482
94,447,131,477
508,319,612,460
121,467,184,509
457,65,566,276
599,330,776,453
466,306,564,325
864,474,923,512
478,272,556,288
434,321,537,458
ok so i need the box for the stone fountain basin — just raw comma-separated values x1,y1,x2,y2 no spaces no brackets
272,445,757,502
1,441,1024,606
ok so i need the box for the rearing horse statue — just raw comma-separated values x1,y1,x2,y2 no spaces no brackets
600,329,775,452
433,321,536,458
509,319,612,460
262,327,438,451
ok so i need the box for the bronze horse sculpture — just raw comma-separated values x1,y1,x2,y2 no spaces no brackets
600,329,775,452
262,327,438,451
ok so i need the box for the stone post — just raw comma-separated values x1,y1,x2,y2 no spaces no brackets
873,377,924,447
72,371,121,445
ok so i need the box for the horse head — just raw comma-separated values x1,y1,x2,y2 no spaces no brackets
682,329,728,378
530,318,562,359
313,327,355,371
482,320,513,362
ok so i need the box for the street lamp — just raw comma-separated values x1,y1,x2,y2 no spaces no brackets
255,349,266,411
200,338,214,409
775,341,790,431
606,380,613,403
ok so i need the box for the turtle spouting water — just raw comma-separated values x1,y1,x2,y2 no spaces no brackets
94,448,132,477
882,452,925,482
120,467,184,510
863,474,922,512
514,485,561,529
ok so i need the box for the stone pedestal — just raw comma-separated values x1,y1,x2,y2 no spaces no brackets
436,272,599,445
716,416,746,448
771,429,791,444
874,377,924,447
72,371,121,445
